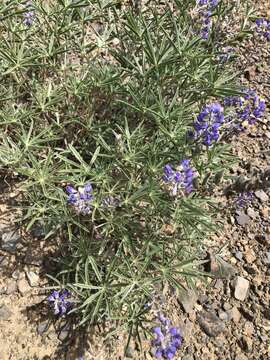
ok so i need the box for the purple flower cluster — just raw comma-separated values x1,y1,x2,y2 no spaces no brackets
47,290,71,316
66,183,93,215
151,314,182,359
189,103,224,146
224,90,265,126
23,1,35,26
235,192,253,209
255,18,270,40
196,0,219,39
163,160,194,196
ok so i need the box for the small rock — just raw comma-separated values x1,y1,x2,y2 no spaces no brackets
223,302,232,311
244,249,256,264
6,280,17,295
178,289,198,314
58,329,69,342
197,311,226,337
218,311,229,321
180,319,194,338
198,294,208,305
227,306,241,323
12,270,22,280
17,278,31,295
255,190,269,202
260,208,268,218
243,321,254,336
234,276,249,301
263,309,270,320
1,228,21,253
26,271,40,287
239,336,253,352
0,304,13,320
0,286,6,294
214,279,223,289
236,212,250,226
262,252,270,266
247,207,257,219
234,251,243,261
37,321,49,335
125,346,134,358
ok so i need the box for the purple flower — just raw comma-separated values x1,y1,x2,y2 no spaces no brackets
224,90,265,129
189,102,224,146
23,2,35,26
162,160,194,196
47,290,71,315
151,314,182,359
255,18,270,40
235,192,253,209
66,183,94,215
195,0,219,39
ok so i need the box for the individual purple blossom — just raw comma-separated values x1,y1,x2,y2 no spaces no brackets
162,160,194,196
66,183,94,215
189,102,224,146
47,290,71,316
255,18,270,40
151,313,182,360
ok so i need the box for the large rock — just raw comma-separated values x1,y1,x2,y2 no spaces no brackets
197,311,226,337
234,276,249,301
1,227,21,253
178,289,198,314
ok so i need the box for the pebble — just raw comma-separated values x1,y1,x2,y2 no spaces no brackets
6,280,17,295
178,289,198,314
12,270,22,280
1,228,21,253
234,251,243,261
197,311,226,337
262,252,270,266
235,212,250,226
0,304,13,320
218,311,229,321
227,306,241,323
247,207,257,219
244,249,256,264
26,271,40,287
223,302,232,311
17,278,31,295
254,190,269,202
58,329,69,342
37,321,49,335
234,276,249,301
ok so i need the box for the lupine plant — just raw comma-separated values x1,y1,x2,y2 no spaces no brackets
0,0,261,357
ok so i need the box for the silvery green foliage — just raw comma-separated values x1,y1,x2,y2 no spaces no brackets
0,0,255,348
